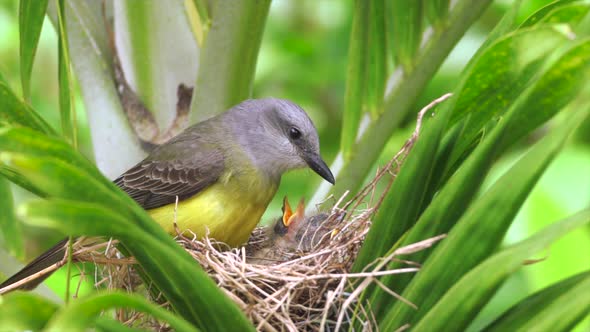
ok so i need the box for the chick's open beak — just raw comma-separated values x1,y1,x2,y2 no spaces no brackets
283,197,305,227
282,197,294,226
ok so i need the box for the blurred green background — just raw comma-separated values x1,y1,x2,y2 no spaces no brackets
0,0,588,325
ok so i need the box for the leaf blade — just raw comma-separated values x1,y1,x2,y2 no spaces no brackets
18,0,50,101
388,0,423,72
353,25,569,277
20,198,253,331
0,292,58,331
0,81,55,134
379,103,590,328
0,177,23,259
56,0,77,148
483,270,590,332
340,0,370,160
408,208,590,332
46,292,199,332
367,29,590,319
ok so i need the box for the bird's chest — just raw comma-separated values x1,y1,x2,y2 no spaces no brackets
212,173,278,245
150,169,278,247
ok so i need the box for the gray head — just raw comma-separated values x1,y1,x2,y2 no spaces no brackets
226,98,334,184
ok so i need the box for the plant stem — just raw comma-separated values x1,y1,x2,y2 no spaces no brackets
328,0,494,199
189,0,271,121
50,1,146,179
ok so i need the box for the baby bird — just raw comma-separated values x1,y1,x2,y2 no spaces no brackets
248,197,332,264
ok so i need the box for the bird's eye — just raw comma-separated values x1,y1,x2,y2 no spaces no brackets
289,127,302,140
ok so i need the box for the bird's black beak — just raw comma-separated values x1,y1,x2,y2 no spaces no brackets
304,153,335,184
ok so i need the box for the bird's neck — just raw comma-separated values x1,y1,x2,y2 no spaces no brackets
226,151,283,195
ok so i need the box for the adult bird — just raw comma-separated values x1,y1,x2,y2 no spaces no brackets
0,98,334,293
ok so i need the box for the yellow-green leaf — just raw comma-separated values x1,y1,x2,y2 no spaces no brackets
18,0,50,101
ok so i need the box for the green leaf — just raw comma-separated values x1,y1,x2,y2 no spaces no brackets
352,90,454,273
340,0,371,160
0,152,131,216
379,104,589,328
191,0,210,27
56,0,77,148
0,81,55,134
474,0,523,63
367,30,590,318
353,24,569,276
324,0,492,200
0,127,146,212
407,208,590,332
0,125,251,330
537,3,590,26
19,199,146,241
45,292,199,332
496,38,590,151
0,292,58,331
18,0,50,101
0,165,47,197
520,0,582,28
19,199,253,331
95,317,146,332
446,32,590,180
372,41,590,318
0,177,23,259
449,26,569,127
483,270,590,331
185,0,210,45
388,0,423,72
367,0,388,119
576,5,590,35
0,127,103,181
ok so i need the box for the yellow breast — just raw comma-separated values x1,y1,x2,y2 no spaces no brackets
147,169,277,247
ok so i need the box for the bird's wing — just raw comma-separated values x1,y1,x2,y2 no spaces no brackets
0,239,68,293
114,135,225,209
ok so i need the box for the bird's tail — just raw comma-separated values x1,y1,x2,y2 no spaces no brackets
0,238,68,294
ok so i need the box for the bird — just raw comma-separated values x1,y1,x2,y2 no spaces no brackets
0,98,334,293
248,196,333,264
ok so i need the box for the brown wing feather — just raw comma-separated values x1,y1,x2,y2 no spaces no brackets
0,239,68,293
113,134,225,210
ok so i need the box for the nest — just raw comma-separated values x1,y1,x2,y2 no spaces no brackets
69,95,452,331
73,212,443,331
